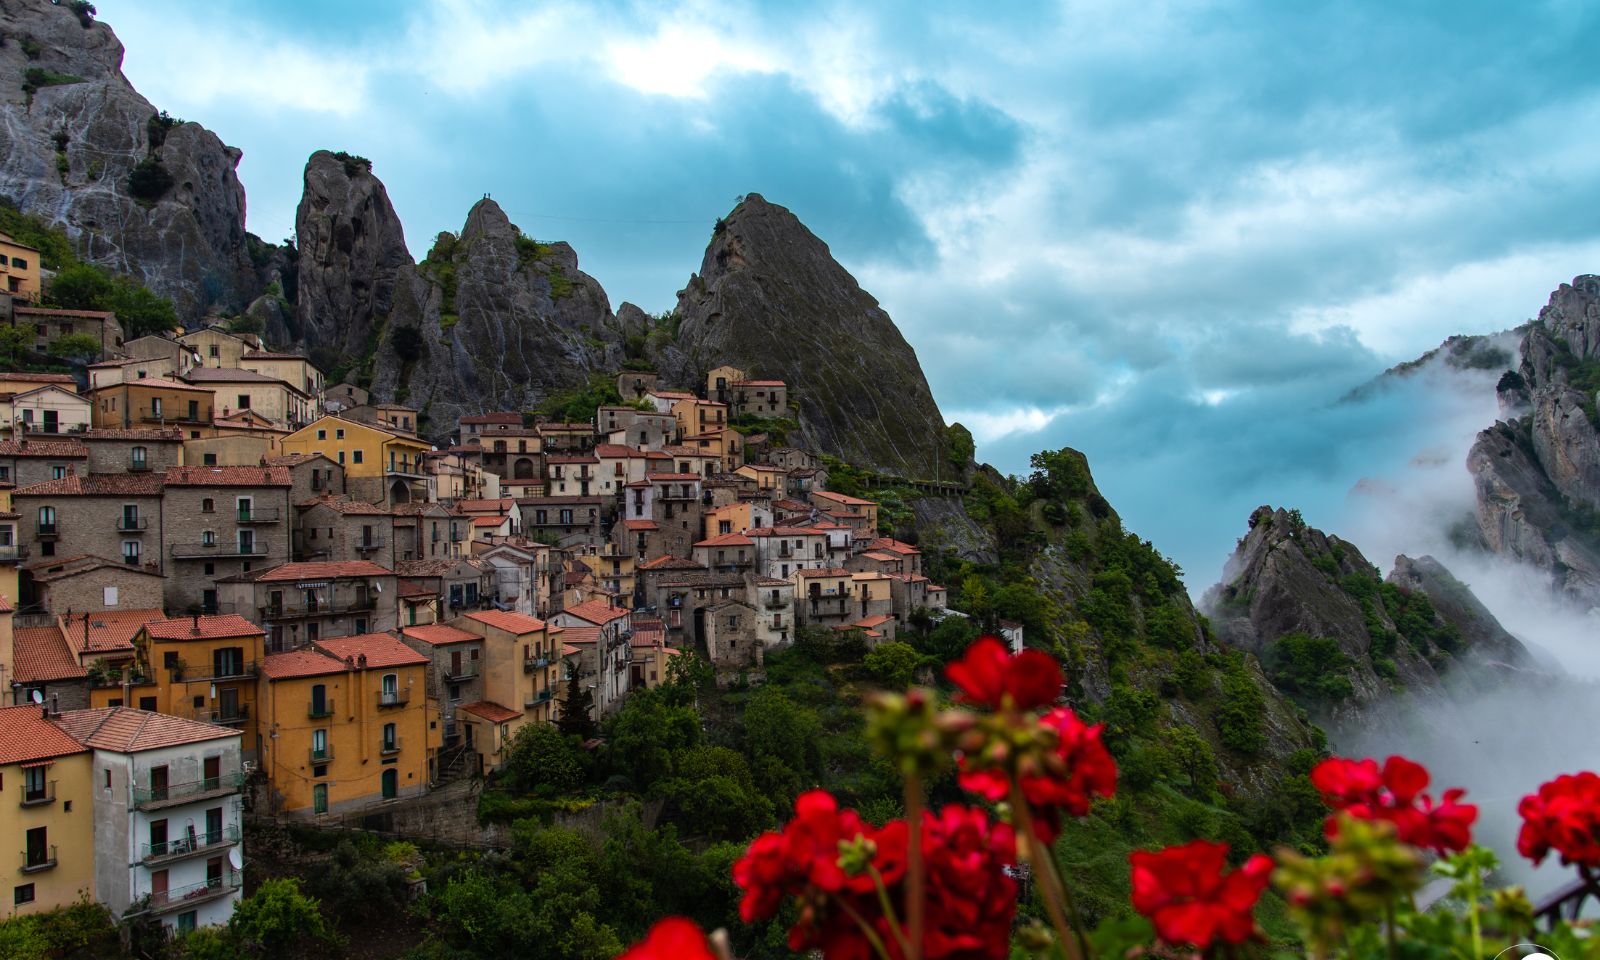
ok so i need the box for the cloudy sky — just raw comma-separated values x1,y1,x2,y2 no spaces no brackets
106,0,1600,588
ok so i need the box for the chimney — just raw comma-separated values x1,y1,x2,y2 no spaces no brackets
49,693,58,716
191,613,201,636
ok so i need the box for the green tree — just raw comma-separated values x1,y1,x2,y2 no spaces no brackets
47,332,100,364
503,723,588,796
602,687,699,790
45,263,115,308
1267,633,1356,703
743,687,823,807
228,878,339,954
555,673,597,740
0,322,36,366
863,640,921,689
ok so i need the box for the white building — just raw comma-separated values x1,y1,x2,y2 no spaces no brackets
746,527,831,580
52,708,245,933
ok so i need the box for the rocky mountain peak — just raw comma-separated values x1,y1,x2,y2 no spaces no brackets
665,194,951,479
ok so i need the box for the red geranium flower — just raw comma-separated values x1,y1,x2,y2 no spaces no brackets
1311,755,1476,854
619,917,717,960
946,636,1063,711
1129,840,1273,948
1518,772,1600,868
920,805,1018,960
959,706,1117,843
734,790,879,923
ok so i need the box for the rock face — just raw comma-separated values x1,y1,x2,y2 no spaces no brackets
1468,277,1600,606
665,194,949,479
0,0,255,318
1205,506,1530,723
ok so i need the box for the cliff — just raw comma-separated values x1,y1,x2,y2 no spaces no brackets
1468,276,1600,605
1205,506,1531,724
0,0,256,318
664,194,950,479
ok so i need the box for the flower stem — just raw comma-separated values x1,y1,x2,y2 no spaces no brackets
905,772,926,960
868,864,916,959
838,897,898,960
1009,781,1084,960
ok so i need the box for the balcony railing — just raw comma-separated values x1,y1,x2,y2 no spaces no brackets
148,870,242,913
138,407,208,426
522,656,550,674
310,746,335,763
193,705,249,726
444,662,480,681
20,844,56,873
259,598,375,619
116,516,149,531
133,771,245,809
171,541,267,558
141,825,241,863
354,538,385,554
189,660,258,682
376,690,409,708
380,738,402,756
128,459,151,472
763,597,788,609
0,544,28,562
36,522,60,539
308,699,334,719
19,781,55,807
236,507,281,524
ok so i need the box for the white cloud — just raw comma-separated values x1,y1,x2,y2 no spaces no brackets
606,22,777,99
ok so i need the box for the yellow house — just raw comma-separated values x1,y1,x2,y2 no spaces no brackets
278,415,432,505
811,490,880,532
685,426,742,473
0,234,42,301
0,704,95,916
705,364,747,404
735,463,787,493
577,544,636,601
0,483,18,603
450,610,563,773
86,355,186,391
670,398,727,442
178,328,262,369
256,633,436,816
89,378,214,432
239,351,325,401
182,368,315,430
130,615,266,757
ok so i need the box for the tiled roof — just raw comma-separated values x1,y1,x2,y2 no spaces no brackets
471,516,505,527
143,615,264,642
855,614,895,628
13,472,164,496
164,465,291,486
224,560,393,583
184,367,295,384
458,701,520,723
868,538,921,555
732,379,786,387
398,579,436,598
318,633,429,669
455,498,515,513
745,526,825,537
400,624,479,646
814,490,876,506
81,428,184,441
560,600,630,626
753,576,791,587
298,493,390,515
535,421,594,431
0,439,89,458
656,573,748,588
638,555,703,571
264,452,334,466
0,705,89,765
695,533,753,547
11,626,86,683
14,306,114,319
460,412,523,425
630,618,665,647
646,473,701,481
0,372,74,383
241,350,316,361
621,519,659,531
52,707,239,753
594,444,646,458
463,609,550,634
397,556,490,577
103,376,216,394
56,609,166,656
561,643,582,656
559,625,601,644
862,551,901,562
546,454,598,464
28,554,163,582
796,567,852,578
260,648,346,680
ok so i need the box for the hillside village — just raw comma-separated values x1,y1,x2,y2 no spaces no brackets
0,232,980,935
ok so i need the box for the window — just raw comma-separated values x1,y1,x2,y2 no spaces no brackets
338,451,346,464
122,541,140,565
14,884,34,905
152,397,163,418
50,465,65,480
336,428,344,440
380,673,399,705
352,450,363,464
382,723,397,752
24,827,49,868
201,498,214,513
312,729,329,760
131,446,148,469
202,530,215,546
381,768,398,800
317,429,327,440
209,345,219,358
176,912,197,934
37,506,55,533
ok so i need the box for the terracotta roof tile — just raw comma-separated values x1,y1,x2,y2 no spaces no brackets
460,412,523,425
559,600,630,625
13,472,164,496
463,609,549,634
81,428,184,441
694,533,754,547
143,615,264,642
224,560,393,583
458,701,520,723
0,372,74,383
28,555,163,581
297,493,390,515
796,567,852,578
260,648,345,680
241,350,317,362
621,519,659,531
164,465,291,486
0,705,89,765
638,555,704,571
594,444,646,458
56,609,166,656
0,439,89,458
398,579,436,598
560,626,601,644
11,626,86,683
646,473,702,482
401,624,480,646
52,707,239,753
318,633,429,670
732,379,786,387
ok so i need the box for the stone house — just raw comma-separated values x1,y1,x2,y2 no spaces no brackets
12,471,165,570
295,494,394,567
703,598,760,668
27,555,166,615
321,382,368,415
615,370,659,403
216,560,398,652
475,539,553,618
398,622,484,745
12,305,124,358
89,377,215,433
178,327,260,368
747,526,831,580
0,437,88,487
592,444,654,497
705,365,747,404
547,600,632,716
692,533,756,575
750,576,795,649
161,465,294,614
768,447,817,471
729,379,788,418
793,568,853,628
391,501,458,562
811,490,880,534
8,623,90,710
533,421,595,453
648,572,747,647
396,556,496,615
545,454,598,498
634,555,706,609
595,408,676,450
851,572,897,624
457,411,523,443
182,367,315,430
265,452,345,506
238,351,325,401
81,428,184,475
451,610,564,765
516,496,605,547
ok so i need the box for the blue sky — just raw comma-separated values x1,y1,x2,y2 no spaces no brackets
104,0,1600,589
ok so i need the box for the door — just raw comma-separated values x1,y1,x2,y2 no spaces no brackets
312,729,329,761
122,504,138,529
149,765,169,802
150,868,169,905
42,409,57,433
450,650,461,676
205,807,223,846
237,528,255,555
148,819,168,858
202,589,218,614
312,783,328,814
218,687,240,723
203,756,220,790
381,769,398,800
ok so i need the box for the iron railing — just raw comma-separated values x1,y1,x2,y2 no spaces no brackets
140,825,240,862
20,844,56,873
376,690,409,708
308,699,335,719
236,507,281,523
148,870,242,912
133,771,245,809
171,542,268,558
19,780,55,807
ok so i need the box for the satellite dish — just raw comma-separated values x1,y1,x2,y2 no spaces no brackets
372,582,382,593
228,847,243,870
29,690,44,704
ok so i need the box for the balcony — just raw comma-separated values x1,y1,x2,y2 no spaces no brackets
236,507,281,524
138,407,208,426
134,771,245,810
354,538,385,555
36,522,60,539
148,870,242,913
308,699,335,719
764,597,788,610
444,662,480,681
385,466,427,479
115,516,149,532
376,690,409,709
522,656,550,674
380,738,402,757
171,541,268,559
193,705,249,726
525,689,553,708
191,660,258,682
0,544,28,562
19,781,55,808
129,459,151,472
141,825,241,864
259,598,374,619
20,844,56,874
310,745,335,764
